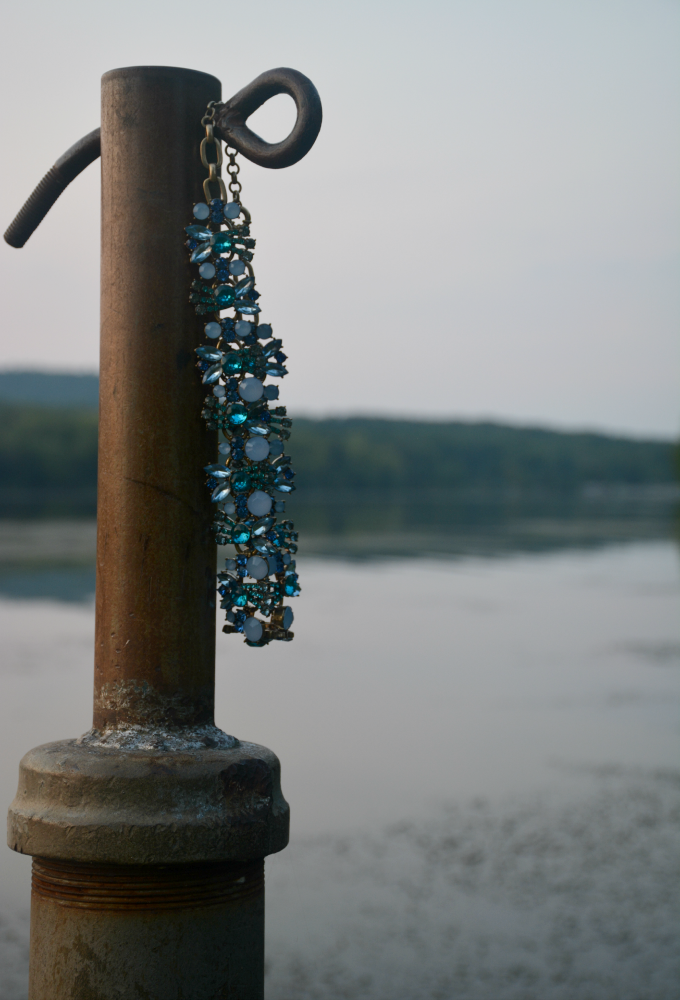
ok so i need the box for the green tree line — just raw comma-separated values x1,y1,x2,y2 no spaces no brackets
0,404,676,496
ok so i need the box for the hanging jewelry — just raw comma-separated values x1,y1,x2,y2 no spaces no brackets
184,102,299,647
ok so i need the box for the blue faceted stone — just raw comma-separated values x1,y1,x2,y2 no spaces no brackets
252,517,275,536
212,483,231,503
237,302,261,315
204,463,230,479
190,242,212,263
274,482,294,493
265,363,287,377
234,276,255,296
195,346,222,361
210,199,225,224
284,574,300,597
275,352,288,363
186,225,212,240
245,420,268,436
202,363,222,385
263,385,279,400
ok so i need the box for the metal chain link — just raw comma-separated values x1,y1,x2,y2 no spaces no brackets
200,102,227,203
224,146,242,205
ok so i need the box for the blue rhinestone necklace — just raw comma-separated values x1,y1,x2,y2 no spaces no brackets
184,102,299,647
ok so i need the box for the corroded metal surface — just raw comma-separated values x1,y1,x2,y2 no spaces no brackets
8,739,289,864
95,65,221,733
29,858,265,999
32,857,263,910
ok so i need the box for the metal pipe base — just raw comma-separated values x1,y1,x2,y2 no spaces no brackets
29,857,265,999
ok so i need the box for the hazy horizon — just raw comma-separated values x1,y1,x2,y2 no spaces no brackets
0,0,678,439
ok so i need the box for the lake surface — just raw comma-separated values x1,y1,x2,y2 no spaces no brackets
0,511,678,999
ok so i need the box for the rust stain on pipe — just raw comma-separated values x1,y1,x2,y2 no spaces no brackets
95,66,221,732
32,857,263,910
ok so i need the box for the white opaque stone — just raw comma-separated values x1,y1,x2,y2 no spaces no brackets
199,262,216,279
269,440,284,458
225,559,237,570
224,202,241,220
234,320,252,338
204,322,222,339
229,259,246,276
274,501,286,513
193,202,210,220
218,442,231,455
282,607,294,630
245,436,270,462
213,385,225,397
222,502,236,515
243,616,264,641
247,491,272,517
246,556,269,581
238,378,264,403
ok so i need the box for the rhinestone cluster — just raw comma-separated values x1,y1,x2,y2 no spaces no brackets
185,197,299,646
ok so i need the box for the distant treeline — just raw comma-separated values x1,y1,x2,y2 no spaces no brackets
0,403,676,503
291,418,677,492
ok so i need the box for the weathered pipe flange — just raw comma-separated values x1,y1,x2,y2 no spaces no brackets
8,737,289,865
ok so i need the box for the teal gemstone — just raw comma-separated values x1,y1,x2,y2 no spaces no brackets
228,403,248,425
231,470,251,492
284,574,300,597
222,353,242,373
211,232,234,252
190,242,212,263
202,363,222,385
214,285,235,308
231,523,251,544
232,586,248,607
186,225,212,240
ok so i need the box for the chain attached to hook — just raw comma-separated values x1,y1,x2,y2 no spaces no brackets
200,101,227,202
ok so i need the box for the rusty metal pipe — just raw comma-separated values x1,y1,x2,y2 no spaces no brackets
94,65,220,736
8,65,294,999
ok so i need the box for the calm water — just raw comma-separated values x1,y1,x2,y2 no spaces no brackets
0,514,678,999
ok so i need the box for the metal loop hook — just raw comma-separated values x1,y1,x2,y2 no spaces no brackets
213,67,322,170
3,67,322,248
